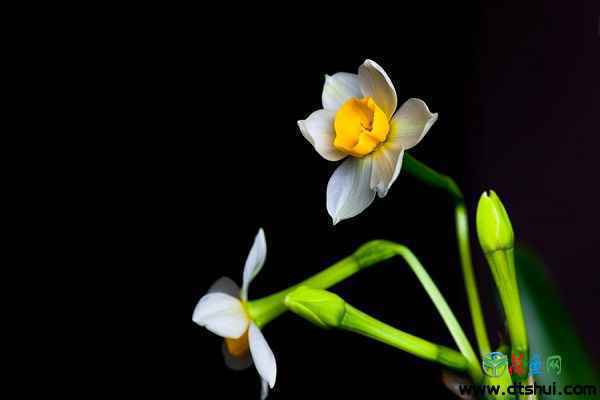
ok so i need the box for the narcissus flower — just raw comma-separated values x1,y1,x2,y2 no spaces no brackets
192,228,276,399
298,59,438,224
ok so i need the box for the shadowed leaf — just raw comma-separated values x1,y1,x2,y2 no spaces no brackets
515,246,598,399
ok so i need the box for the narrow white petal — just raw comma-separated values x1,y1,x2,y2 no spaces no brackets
192,293,249,338
261,379,269,400
221,342,253,371
208,276,240,297
389,98,438,150
358,59,397,119
240,228,267,301
249,323,277,389
321,72,362,111
326,157,376,225
298,110,346,162
370,144,405,198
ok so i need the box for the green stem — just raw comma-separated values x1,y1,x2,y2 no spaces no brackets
247,239,400,327
485,249,528,381
485,251,527,352
387,242,482,382
341,304,470,372
456,204,492,357
404,153,491,358
247,255,361,327
247,240,483,382
482,363,514,400
402,153,463,201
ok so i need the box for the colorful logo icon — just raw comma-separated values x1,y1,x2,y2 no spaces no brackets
483,352,508,377
509,352,526,376
546,355,562,376
529,352,543,376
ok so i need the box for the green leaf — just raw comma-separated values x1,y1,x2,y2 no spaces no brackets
515,246,599,398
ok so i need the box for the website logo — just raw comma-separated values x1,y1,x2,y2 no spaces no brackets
546,355,562,376
509,352,526,376
483,352,508,377
529,352,543,376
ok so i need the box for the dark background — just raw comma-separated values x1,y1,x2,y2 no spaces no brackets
191,2,599,398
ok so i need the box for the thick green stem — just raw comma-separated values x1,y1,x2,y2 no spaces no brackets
247,240,483,382
485,251,527,352
284,286,470,373
247,240,400,327
246,256,361,327
341,304,469,372
485,249,528,381
404,153,491,358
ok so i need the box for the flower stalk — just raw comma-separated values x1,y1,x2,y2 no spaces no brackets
246,255,361,328
476,191,528,380
285,286,471,373
246,241,399,327
403,153,492,357
246,240,483,383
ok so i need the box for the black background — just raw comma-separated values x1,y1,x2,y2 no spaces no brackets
191,2,599,398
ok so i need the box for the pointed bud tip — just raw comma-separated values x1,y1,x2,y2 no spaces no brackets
476,190,514,254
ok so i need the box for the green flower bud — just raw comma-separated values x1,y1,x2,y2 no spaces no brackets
477,191,528,362
476,190,514,254
284,286,346,329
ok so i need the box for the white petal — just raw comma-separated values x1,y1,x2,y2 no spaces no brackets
241,228,267,301
221,342,253,371
370,143,405,198
358,59,397,119
249,323,277,389
261,379,269,400
326,157,376,225
298,110,346,162
192,293,249,338
321,72,362,111
208,276,240,297
389,98,438,150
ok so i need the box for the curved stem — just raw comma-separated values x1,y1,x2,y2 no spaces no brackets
402,153,463,201
403,153,491,358
388,243,482,382
247,240,483,382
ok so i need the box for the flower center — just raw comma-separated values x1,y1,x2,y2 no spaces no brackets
225,329,250,357
333,97,390,157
